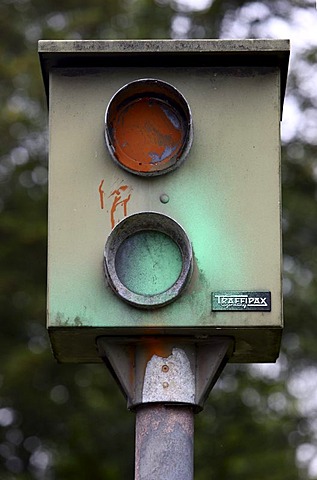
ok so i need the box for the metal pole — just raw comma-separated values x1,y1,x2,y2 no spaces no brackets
135,404,194,480
97,336,234,480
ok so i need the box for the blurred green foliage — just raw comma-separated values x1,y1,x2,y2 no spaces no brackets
1,0,317,478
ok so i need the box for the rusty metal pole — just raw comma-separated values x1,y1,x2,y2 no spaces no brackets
135,404,194,480
97,336,234,480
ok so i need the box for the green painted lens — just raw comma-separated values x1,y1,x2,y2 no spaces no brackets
104,212,193,308
115,231,182,296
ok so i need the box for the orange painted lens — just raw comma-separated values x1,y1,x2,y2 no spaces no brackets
105,79,193,176
113,97,184,173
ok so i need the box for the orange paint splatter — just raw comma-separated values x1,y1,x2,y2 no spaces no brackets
98,179,105,209
109,185,131,229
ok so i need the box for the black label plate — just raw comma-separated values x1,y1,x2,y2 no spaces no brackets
212,291,271,312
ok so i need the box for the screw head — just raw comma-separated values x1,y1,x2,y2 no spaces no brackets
160,193,170,204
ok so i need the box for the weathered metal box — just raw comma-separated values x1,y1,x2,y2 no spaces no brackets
39,39,289,363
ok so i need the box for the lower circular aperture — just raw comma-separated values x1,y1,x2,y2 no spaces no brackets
104,212,193,309
115,230,182,296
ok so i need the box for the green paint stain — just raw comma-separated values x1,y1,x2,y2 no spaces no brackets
115,231,182,295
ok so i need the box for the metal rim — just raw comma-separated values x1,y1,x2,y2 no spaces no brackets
105,79,193,176
104,212,193,308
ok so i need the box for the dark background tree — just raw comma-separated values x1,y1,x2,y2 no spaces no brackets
1,0,317,478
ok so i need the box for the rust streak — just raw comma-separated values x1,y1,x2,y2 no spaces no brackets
98,179,105,209
142,338,173,363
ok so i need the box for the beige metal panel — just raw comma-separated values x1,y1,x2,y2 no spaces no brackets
47,63,283,362
41,39,290,362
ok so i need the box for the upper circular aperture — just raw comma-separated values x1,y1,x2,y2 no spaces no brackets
105,79,193,176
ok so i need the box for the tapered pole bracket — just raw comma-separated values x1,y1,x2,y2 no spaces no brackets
96,336,234,412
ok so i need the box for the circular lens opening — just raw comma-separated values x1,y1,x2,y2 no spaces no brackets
115,230,182,296
105,79,193,176
112,98,184,173
104,212,193,309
